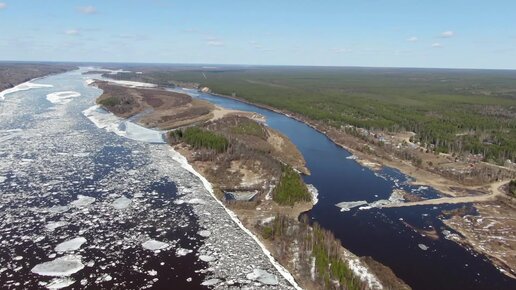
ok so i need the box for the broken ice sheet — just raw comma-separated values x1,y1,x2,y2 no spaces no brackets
111,196,132,209
55,237,87,253
31,256,84,277
142,240,170,251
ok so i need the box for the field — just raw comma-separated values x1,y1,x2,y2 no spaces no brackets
110,65,516,165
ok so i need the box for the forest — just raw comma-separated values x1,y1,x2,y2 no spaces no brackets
111,66,516,165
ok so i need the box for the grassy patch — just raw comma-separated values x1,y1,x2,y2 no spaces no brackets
171,127,229,153
229,119,266,138
97,96,121,107
273,165,311,206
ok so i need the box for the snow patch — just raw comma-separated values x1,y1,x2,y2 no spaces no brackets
306,184,319,205
82,105,165,144
107,80,157,88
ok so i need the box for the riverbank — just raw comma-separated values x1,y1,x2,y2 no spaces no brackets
206,91,512,199
90,77,409,289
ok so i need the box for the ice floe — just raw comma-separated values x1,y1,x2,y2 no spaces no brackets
246,269,279,285
55,237,87,252
176,248,193,257
45,221,69,231
201,278,221,286
70,195,96,207
31,255,84,277
198,230,211,237
45,277,76,289
111,196,132,209
336,189,405,212
0,81,53,100
142,240,170,251
46,91,81,105
336,200,368,212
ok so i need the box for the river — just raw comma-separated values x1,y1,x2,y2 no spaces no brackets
0,69,296,289
173,87,516,290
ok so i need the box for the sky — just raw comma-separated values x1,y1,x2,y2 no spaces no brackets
0,0,515,69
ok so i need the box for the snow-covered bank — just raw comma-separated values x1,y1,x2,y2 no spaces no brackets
82,105,165,144
169,147,303,290
46,91,81,105
343,252,384,290
105,79,157,88
307,184,319,205
0,81,53,100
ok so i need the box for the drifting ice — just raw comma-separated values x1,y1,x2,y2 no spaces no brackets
31,256,84,277
55,237,87,253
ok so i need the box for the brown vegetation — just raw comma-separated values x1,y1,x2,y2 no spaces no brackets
94,81,214,128
0,63,75,91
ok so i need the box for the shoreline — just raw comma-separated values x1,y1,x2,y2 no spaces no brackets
168,147,304,290
203,90,500,199
87,77,389,289
202,89,516,280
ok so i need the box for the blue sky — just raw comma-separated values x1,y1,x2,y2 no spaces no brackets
0,0,515,69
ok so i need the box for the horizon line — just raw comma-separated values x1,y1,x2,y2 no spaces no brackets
1,59,516,72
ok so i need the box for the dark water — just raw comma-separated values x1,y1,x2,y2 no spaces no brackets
178,88,516,290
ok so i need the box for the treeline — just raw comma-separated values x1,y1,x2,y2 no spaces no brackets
258,214,366,290
170,127,229,153
273,165,312,206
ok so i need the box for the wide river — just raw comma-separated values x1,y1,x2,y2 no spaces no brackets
0,69,297,289
174,88,516,290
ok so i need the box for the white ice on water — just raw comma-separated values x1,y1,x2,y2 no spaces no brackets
45,277,76,289
46,91,81,105
141,240,169,251
55,237,87,252
246,269,279,285
0,81,53,100
45,221,69,231
31,255,84,277
112,196,132,209
82,105,165,144
335,189,405,211
335,200,368,212
70,195,96,207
